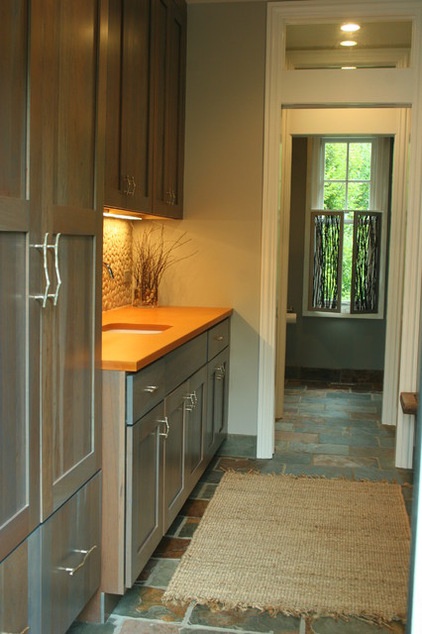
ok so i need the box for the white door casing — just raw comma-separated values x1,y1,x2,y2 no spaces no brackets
257,0,422,470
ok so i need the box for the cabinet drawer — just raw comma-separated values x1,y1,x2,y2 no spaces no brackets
127,358,166,424
34,473,101,634
0,539,29,634
166,333,207,393
208,319,230,360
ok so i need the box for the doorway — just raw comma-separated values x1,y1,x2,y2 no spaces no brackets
257,2,422,470
274,108,407,427
283,134,389,381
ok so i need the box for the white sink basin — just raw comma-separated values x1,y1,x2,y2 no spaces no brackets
102,323,170,335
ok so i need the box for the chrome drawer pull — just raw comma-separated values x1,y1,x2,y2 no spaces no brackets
158,416,169,438
215,335,224,342
144,385,159,394
57,544,97,577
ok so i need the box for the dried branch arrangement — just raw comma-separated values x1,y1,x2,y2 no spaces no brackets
133,225,196,306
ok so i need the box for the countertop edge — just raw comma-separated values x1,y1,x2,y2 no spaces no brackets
101,307,233,373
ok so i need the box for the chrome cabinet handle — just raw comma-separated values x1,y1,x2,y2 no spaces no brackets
165,188,176,205
30,233,62,307
129,176,136,196
184,392,197,411
57,545,97,577
123,175,136,196
158,416,169,438
215,364,226,381
184,394,194,411
51,233,62,305
144,385,159,394
215,335,224,342
30,232,51,307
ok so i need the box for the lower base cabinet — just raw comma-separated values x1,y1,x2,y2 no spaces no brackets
30,472,101,634
84,318,230,624
0,472,101,634
0,539,29,634
206,347,230,461
126,403,164,588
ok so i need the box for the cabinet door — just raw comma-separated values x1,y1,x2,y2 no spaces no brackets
185,366,208,492
206,348,230,460
151,0,186,218
0,540,30,634
105,0,153,212
126,403,164,587
0,0,41,561
163,381,187,529
35,0,107,519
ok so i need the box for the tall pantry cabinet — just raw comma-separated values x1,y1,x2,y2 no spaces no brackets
0,2,107,633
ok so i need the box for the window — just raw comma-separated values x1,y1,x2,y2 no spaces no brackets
304,136,390,318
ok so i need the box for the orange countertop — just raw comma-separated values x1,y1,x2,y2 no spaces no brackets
102,305,233,372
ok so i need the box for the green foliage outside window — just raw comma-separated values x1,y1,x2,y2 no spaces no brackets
322,141,372,307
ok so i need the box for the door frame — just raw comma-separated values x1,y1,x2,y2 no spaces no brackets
257,0,422,470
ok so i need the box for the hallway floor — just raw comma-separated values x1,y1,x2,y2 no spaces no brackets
68,382,413,634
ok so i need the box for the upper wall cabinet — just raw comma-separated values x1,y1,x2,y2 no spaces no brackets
151,0,187,218
104,0,187,219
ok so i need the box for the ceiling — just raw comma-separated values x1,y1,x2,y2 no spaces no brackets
286,21,412,51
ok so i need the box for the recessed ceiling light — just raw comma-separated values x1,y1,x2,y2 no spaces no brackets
340,40,358,47
341,23,361,33
341,66,357,70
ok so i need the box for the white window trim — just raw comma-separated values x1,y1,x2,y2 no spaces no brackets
302,135,390,319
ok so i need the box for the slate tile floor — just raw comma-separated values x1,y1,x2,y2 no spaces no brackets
68,382,413,634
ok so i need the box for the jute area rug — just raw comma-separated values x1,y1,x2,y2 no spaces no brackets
163,472,410,625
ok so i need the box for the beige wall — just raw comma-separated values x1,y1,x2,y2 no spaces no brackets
101,2,267,437
177,2,267,435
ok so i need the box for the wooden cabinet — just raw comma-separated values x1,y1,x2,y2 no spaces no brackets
151,0,187,217
185,366,208,493
0,0,41,565
163,382,188,528
38,0,105,519
0,540,30,634
96,321,229,616
30,474,101,634
206,348,230,460
0,1,107,631
105,0,153,212
205,320,230,459
104,0,187,218
126,402,164,587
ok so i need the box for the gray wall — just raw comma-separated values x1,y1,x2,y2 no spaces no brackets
286,138,387,372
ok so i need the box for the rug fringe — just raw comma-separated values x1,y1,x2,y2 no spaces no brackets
162,595,406,628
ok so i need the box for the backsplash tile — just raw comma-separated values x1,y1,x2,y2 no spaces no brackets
102,218,133,311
